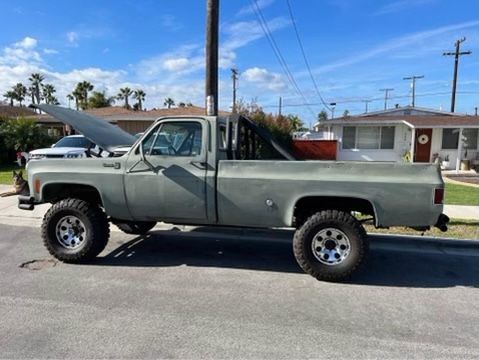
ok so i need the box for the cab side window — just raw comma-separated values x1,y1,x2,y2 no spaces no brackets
148,122,202,156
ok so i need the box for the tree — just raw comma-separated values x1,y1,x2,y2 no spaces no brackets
3,91,16,106
42,84,57,104
163,97,175,109
317,110,328,122
13,83,27,106
88,91,115,108
72,88,83,110
178,102,186,108
66,94,74,108
117,87,133,109
342,109,350,118
28,73,44,106
0,117,54,152
133,89,146,111
27,86,35,105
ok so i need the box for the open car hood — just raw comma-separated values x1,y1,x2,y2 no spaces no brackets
35,104,136,153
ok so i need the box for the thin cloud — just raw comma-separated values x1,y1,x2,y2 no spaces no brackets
309,20,479,76
237,0,275,17
373,0,436,16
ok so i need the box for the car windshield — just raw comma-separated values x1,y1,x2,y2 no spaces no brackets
54,137,93,148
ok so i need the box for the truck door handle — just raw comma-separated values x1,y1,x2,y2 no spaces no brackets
190,160,207,168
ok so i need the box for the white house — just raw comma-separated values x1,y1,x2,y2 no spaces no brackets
315,106,479,172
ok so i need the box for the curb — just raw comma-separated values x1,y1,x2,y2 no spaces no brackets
444,176,479,188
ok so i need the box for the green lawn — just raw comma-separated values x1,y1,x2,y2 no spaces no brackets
445,182,479,206
0,164,25,185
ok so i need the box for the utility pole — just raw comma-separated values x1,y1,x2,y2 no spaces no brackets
205,0,219,116
361,100,372,114
403,75,424,107
231,68,238,113
443,37,471,112
278,96,282,117
379,88,394,110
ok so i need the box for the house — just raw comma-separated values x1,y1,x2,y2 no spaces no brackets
314,106,479,172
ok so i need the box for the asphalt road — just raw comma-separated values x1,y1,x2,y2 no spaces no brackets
0,224,478,359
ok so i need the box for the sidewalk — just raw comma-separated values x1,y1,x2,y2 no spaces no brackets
1,185,478,225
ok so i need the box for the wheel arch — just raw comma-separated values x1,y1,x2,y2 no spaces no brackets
292,195,378,227
41,182,104,207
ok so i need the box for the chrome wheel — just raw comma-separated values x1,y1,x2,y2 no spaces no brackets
55,215,87,249
311,227,351,266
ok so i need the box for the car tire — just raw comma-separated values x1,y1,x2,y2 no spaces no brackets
41,198,110,263
114,221,157,235
293,210,368,282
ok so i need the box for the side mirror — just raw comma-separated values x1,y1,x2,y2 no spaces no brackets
139,140,155,172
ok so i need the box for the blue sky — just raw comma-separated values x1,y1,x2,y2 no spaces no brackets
0,0,477,124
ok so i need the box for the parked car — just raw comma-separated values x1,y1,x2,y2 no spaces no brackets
28,135,96,160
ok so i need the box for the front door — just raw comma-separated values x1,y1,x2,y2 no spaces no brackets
414,128,432,162
124,119,208,222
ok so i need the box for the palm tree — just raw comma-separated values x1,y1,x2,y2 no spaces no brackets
13,83,27,106
117,87,133,109
133,89,146,111
29,73,44,106
66,94,74,109
79,81,94,107
42,84,57,104
27,86,36,106
72,88,83,110
3,91,16,106
163,97,175,109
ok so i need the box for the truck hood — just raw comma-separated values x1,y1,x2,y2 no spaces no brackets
35,104,136,152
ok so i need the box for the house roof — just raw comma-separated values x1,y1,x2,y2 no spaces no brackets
355,105,462,117
320,115,479,128
30,105,231,124
0,105,37,118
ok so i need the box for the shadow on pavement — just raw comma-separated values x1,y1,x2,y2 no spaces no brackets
92,229,479,288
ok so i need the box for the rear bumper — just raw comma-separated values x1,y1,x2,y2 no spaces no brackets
435,213,450,232
18,195,35,211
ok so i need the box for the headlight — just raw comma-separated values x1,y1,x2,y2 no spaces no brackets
29,153,45,160
64,152,85,158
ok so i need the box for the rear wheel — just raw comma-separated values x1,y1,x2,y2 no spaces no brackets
293,210,368,282
114,220,156,235
41,198,110,263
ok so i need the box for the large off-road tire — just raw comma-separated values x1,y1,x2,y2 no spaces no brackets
41,198,110,263
113,221,156,235
293,210,368,282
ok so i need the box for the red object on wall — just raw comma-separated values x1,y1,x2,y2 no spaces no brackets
292,140,337,160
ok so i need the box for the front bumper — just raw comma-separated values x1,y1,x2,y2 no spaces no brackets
18,195,35,211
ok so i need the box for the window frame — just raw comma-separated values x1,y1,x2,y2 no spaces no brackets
341,125,395,150
135,118,207,158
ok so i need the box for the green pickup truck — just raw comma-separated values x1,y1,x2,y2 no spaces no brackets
19,105,449,281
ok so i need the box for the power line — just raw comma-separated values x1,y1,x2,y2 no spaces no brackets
285,0,331,112
250,0,317,118
260,91,477,108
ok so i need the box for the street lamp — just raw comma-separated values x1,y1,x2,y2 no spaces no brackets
330,102,336,119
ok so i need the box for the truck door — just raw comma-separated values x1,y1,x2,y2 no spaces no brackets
124,119,208,222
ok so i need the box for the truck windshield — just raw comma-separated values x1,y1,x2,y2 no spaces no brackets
54,136,93,148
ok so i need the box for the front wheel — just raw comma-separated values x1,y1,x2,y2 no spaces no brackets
293,210,368,282
41,198,110,263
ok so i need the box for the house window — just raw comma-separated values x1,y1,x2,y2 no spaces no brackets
442,129,459,149
342,127,356,149
463,129,478,150
342,126,395,150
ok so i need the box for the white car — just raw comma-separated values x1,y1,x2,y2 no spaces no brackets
29,135,95,160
